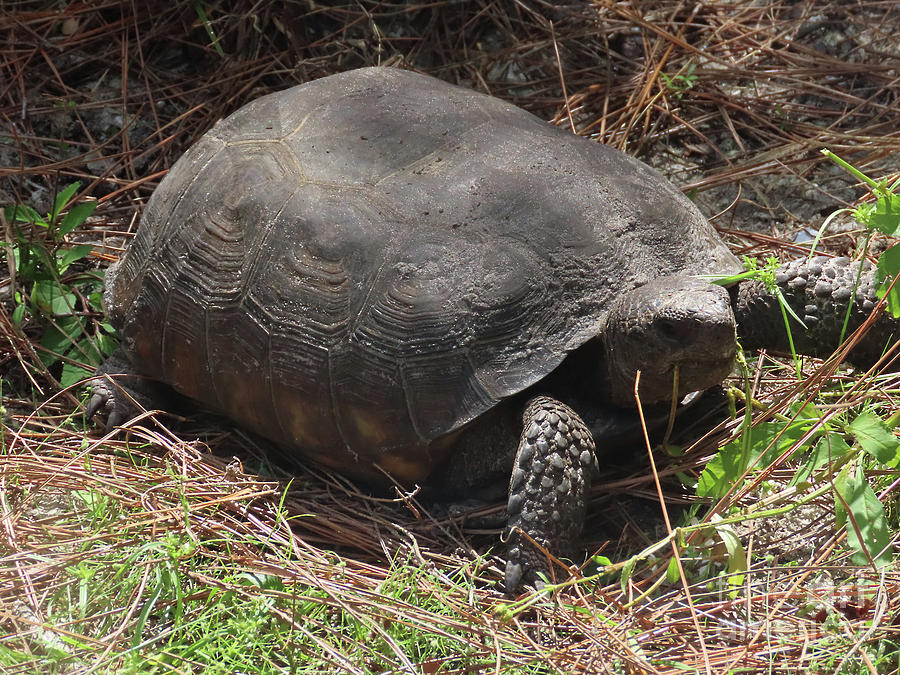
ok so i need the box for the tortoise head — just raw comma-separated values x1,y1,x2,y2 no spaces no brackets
603,275,737,407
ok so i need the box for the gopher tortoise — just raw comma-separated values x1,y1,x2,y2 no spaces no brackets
87,67,898,590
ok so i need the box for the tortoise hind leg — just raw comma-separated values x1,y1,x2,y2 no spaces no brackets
505,396,598,592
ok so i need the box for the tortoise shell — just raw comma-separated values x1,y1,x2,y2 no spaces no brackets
107,67,740,482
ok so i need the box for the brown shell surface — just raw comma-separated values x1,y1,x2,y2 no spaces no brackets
109,67,741,482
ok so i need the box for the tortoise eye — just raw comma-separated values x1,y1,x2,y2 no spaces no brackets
658,318,683,342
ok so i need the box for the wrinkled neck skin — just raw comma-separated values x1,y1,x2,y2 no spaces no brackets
532,339,671,452
603,341,662,408
732,256,900,371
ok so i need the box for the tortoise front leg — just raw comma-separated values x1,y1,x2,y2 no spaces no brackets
504,396,598,592
84,346,153,428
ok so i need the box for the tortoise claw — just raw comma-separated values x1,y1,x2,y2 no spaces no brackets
105,409,124,429
84,389,109,421
504,561,524,595
84,378,136,429
82,348,146,429
84,376,136,429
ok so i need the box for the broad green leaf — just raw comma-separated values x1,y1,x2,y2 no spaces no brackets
592,555,612,568
698,421,812,500
870,191,900,236
834,464,851,527
31,280,77,316
710,515,746,585
697,449,737,501
791,433,851,487
4,203,47,227
833,464,892,567
70,336,103,365
58,201,98,237
39,329,70,367
50,182,81,224
789,401,824,422
848,412,900,464
876,242,900,318
56,243,94,274
61,363,93,389
96,332,118,358
10,242,33,280
852,202,876,227
88,291,105,313
11,302,26,326
666,556,679,584
21,241,57,280
676,472,696,489
39,316,85,365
